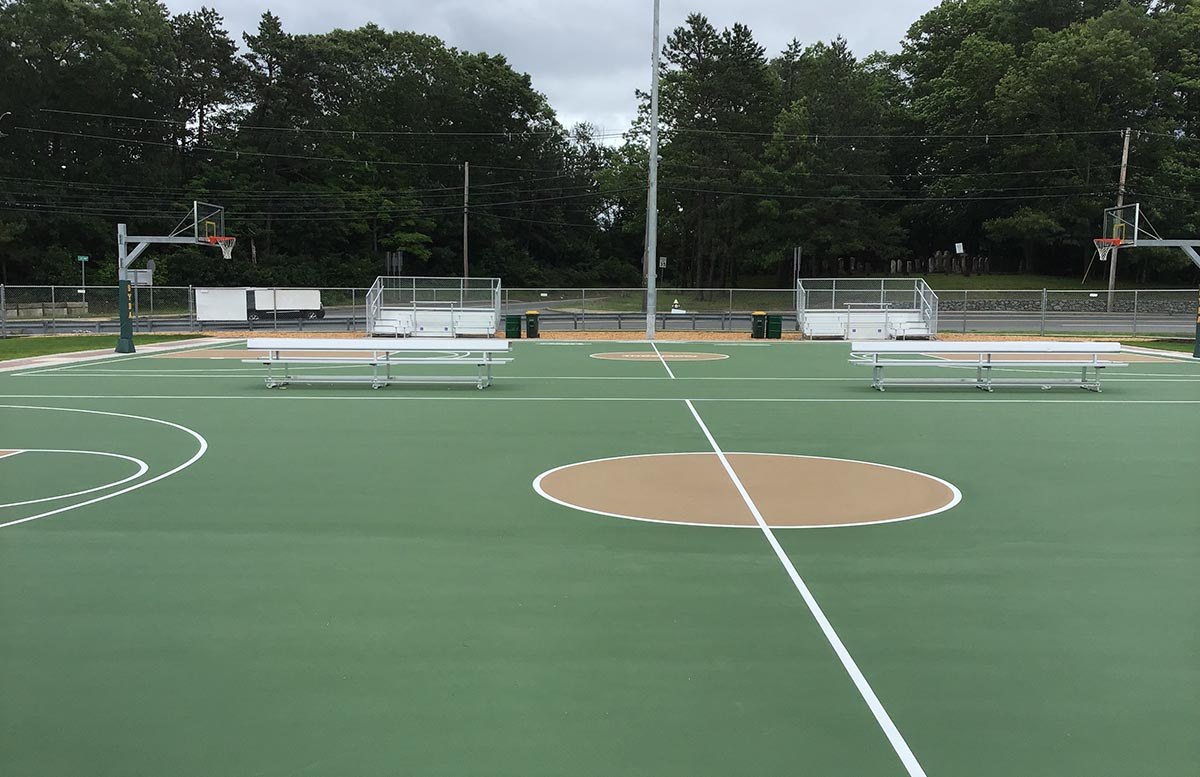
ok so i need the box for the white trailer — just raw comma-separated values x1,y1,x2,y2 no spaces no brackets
195,288,325,322
250,289,324,321
195,287,250,322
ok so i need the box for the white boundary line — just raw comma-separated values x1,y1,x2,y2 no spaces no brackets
18,368,1192,382
1122,344,1199,362
0,338,235,375
532,451,961,530
649,341,677,379
0,405,209,530
1,394,1198,404
0,450,21,460
682,400,928,776
0,449,149,508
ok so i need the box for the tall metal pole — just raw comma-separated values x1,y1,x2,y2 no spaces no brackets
1107,127,1131,312
645,0,661,340
116,224,134,353
463,161,470,279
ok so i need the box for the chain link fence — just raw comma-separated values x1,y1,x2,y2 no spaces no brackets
1,284,1196,338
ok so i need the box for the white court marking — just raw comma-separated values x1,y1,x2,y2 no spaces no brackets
682,399,928,776
1,394,1198,405
12,341,237,376
649,341,676,380
0,449,150,508
532,451,961,530
0,406,209,530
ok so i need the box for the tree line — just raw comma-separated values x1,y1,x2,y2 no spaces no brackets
0,0,1197,289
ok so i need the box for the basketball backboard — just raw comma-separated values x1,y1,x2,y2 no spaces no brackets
193,201,225,241
1102,203,1140,246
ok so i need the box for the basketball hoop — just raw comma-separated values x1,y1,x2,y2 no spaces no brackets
205,235,237,259
1093,237,1122,263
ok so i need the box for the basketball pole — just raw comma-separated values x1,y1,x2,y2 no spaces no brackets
645,0,661,341
1107,127,1131,313
463,161,470,280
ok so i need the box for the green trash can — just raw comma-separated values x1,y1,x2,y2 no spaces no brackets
525,310,540,339
505,314,522,339
751,311,767,339
766,314,783,340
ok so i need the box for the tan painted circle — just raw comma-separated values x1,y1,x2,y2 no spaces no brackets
534,453,960,529
590,351,729,362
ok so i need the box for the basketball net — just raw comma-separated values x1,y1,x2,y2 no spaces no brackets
206,236,237,259
1093,237,1122,263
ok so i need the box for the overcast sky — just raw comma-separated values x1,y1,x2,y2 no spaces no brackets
164,1,940,132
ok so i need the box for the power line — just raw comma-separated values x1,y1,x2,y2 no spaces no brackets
662,127,1129,141
39,108,627,139
666,162,1123,179
1,185,645,222
0,171,591,199
12,125,580,174
667,185,1110,203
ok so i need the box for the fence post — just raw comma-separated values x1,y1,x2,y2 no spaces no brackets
0,285,5,338
962,290,968,334
1132,290,1138,335
1040,289,1047,337
728,288,733,314
188,285,195,332
51,285,57,334
581,288,587,330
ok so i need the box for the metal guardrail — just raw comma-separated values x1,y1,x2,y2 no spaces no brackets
0,285,1196,338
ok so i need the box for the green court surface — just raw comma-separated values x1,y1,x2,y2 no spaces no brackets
1,340,1198,777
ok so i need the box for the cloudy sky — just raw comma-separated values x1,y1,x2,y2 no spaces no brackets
164,1,940,132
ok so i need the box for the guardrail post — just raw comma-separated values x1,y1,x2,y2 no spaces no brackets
1040,289,1047,336
1132,289,1138,335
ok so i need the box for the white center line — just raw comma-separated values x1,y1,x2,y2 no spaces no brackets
649,341,676,379
683,399,928,777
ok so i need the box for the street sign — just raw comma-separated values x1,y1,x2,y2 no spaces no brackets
658,257,667,269
77,255,89,262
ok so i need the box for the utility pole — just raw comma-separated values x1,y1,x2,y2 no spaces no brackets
463,161,470,279
645,0,661,340
1107,127,1131,312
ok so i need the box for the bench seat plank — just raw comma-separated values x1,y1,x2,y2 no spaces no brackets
851,340,1120,354
247,337,510,353
244,337,512,389
849,340,1127,392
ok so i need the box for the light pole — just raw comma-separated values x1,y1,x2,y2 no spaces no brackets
645,0,661,340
